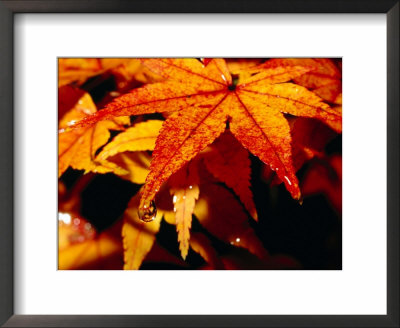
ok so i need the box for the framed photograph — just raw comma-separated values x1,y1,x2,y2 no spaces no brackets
1,1,398,327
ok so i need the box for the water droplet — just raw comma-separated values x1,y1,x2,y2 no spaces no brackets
110,91,120,97
221,74,227,82
189,185,193,189
67,120,76,126
138,201,157,222
283,176,292,186
230,241,234,245
172,195,177,204
58,212,71,225
236,237,241,243
59,128,65,133
73,218,80,225
182,195,186,200
78,100,83,105
173,207,177,212
298,196,303,205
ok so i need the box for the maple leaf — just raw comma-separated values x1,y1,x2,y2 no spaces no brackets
95,120,162,183
59,233,122,270
290,117,338,170
122,194,163,270
58,58,148,87
202,130,258,221
58,85,86,120
58,213,122,270
102,152,151,185
301,155,342,213
69,59,341,213
226,58,264,83
58,58,102,87
168,162,200,259
189,232,224,269
144,242,189,268
263,117,338,185
257,58,342,104
194,182,269,260
58,90,130,177
96,120,163,161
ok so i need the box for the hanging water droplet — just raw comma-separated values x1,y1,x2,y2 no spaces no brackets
189,185,193,189
138,200,157,222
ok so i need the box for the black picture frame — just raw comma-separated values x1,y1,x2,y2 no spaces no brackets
0,1,398,327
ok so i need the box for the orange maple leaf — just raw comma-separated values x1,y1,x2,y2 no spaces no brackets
263,117,339,185
257,58,342,104
194,182,269,260
58,58,149,87
202,130,258,221
58,90,129,177
69,59,341,214
301,154,342,213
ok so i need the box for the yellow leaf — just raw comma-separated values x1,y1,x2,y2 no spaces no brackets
58,58,143,87
94,120,162,183
96,120,163,161
169,163,200,260
122,194,162,270
105,152,151,185
100,58,135,70
58,91,129,177
58,58,102,87
58,214,122,270
59,233,122,270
